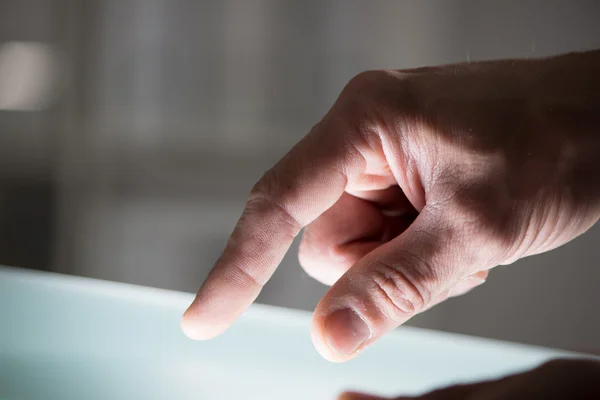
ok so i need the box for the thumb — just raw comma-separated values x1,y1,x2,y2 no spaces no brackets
311,206,485,362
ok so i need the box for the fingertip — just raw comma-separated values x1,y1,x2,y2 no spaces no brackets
180,310,205,340
310,312,338,362
180,306,223,341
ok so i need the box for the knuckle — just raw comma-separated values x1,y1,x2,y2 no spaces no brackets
228,262,266,290
344,70,381,91
247,180,302,233
336,70,417,143
370,255,435,320
249,174,274,200
334,72,389,144
220,227,270,288
223,227,270,286
340,70,395,109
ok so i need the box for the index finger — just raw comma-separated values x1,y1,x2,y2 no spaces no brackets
181,123,365,339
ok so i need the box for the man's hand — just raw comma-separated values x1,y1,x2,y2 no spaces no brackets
339,359,600,399
181,50,600,361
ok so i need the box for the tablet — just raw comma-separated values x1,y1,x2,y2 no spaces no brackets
0,266,583,400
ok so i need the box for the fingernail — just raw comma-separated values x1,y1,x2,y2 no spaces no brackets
324,308,372,355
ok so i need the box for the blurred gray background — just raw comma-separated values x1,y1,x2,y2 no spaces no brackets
0,0,599,353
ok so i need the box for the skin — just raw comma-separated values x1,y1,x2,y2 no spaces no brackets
181,50,600,396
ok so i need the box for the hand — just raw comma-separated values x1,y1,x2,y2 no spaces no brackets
181,50,600,361
339,359,600,400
